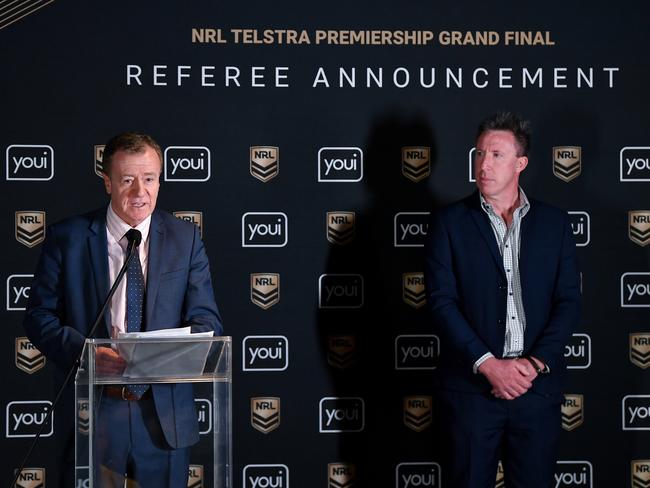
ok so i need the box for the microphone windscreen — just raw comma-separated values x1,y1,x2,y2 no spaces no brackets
125,229,142,247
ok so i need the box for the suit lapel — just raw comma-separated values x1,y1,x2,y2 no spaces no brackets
466,194,506,277
518,201,536,300
145,211,165,330
87,209,110,336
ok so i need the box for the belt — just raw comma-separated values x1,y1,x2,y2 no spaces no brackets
103,386,151,401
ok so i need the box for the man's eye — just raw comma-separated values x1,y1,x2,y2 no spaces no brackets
475,150,485,158
123,178,133,184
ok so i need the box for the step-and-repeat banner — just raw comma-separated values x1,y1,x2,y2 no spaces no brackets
2,1,649,487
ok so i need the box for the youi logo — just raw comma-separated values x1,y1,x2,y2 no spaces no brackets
164,146,211,181
6,145,54,181
318,147,363,182
242,212,288,247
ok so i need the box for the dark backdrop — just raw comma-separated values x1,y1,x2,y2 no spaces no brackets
2,1,649,486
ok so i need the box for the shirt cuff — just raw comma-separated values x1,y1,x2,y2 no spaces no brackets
473,352,495,374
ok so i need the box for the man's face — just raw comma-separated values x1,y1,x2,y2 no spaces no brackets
474,130,527,200
102,146,161,227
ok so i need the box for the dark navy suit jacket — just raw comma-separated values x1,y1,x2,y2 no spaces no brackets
425,192,580,397
24,207,223,449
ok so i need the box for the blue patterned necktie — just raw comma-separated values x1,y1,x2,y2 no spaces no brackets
124,229,148,399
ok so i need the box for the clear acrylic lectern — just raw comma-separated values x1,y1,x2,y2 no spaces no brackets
74,336,232,487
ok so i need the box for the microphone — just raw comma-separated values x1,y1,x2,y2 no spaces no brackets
10,227,143,488
125,228,142,249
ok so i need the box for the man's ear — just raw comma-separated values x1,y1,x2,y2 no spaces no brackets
102,173,112,195
516,156,528,174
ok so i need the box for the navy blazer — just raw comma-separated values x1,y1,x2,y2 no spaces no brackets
24,207,223,448
425,192,580,397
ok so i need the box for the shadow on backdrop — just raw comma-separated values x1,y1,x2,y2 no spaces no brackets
316,109,444,484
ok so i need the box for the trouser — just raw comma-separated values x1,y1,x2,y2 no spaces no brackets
94,395,190,488
436,388,562,488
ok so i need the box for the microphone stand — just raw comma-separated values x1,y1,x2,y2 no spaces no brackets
10,237,140,488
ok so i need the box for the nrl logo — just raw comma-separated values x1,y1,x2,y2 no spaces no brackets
629,211,650,247
15,211,45,248
495,461,504,488
173,211,203,238
327,335,356,370
250,146,279,182
403,396,432,432
403,272,425,309
632,460,650,488
328,463,356,488
630,333,650,369
78,399,89,435
15,337,45,374
562,394,583,431
188,465,203,488
251,397,280,433
553,146,581,182
94,144,105,177
327,212,355,245
250,273,280,309
14,467,45,488
402,146,430,183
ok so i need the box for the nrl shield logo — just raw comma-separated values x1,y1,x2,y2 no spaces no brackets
250,273,280,309
553,146,581,182
14,467,45,488
250,146,279,182
173,211,203,238
629,211,650,247
630,333,650,369
94,144,105,177
402,146,430,182
77,399,89,435
404,396,432,432
251,397,280,433
403,272,426,309
328,463,356,488
632,460,650,488
562,394,583,431
327,212,355,245
188,465,203,488
15,211,45,248
495,461,504,488
328,335,356,369
15,337,45,374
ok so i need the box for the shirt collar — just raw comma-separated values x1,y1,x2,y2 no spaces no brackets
106,204,151,250
480,187,530,218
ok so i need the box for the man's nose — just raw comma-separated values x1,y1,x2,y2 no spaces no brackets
131,178,145,196
478,155,491,170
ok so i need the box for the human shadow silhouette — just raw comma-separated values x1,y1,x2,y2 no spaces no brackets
316,109,444,485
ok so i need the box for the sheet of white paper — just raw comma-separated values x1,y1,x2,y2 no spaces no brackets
116,329,214,378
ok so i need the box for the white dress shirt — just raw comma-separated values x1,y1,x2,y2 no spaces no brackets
473,189,530,373
106,205,151,337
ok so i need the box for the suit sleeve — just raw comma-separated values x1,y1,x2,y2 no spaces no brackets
528,214,581,369
182,224,224,336
23,225,86,371
425,211,492,370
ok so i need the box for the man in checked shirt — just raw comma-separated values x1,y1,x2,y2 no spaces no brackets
425,112,581,488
